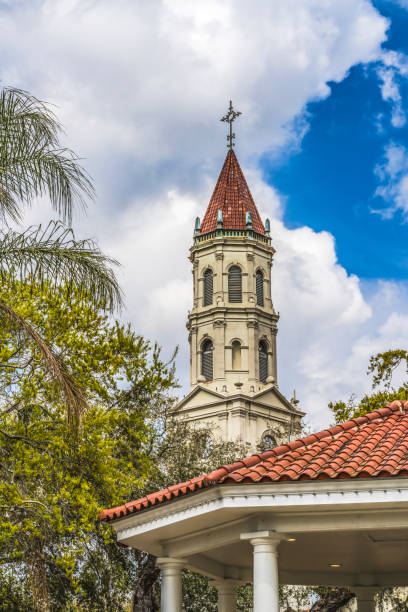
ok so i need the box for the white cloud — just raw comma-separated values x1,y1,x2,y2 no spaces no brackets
377,50,408,128
374,142,408,219
257,186,408,427
1,0,406,430
386,0,408,8
0,0,388,173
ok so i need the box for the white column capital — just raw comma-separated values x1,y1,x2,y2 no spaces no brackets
156,558,185,612
212,579,240,612
156,557,185,570
353,586,378,612
241,530,286,550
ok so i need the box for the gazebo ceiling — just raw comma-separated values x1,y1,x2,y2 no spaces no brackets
184,526,408,586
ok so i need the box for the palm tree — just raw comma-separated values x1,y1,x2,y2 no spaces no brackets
0,87,122,425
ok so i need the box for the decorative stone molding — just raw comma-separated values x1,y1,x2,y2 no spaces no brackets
213,320,227,328
114,479,408,542
247,320,259,329
226,261,243,271
215,252,224,260
247,253,254,261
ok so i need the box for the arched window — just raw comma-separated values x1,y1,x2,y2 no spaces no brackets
228,266,242,303
262,433,277,450
201,339,213,381
256,270,264,306
231,340,241,370
203,269,213,306
259,340,268,383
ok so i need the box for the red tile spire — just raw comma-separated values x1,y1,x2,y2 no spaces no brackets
200,149,265,235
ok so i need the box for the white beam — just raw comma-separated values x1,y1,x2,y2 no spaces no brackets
184,555,225,580
164,517,254,557
279,570,408,587
260,509,408,534
185,554,252,582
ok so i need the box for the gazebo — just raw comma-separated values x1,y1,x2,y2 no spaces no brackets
100,401,408,611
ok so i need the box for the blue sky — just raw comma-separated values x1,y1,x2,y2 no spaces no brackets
266,0,408,280
2,0,408,426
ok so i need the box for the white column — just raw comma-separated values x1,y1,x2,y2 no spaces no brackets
156,557,184,612
353,587,378,612
241,531,284,612
213,579,239,612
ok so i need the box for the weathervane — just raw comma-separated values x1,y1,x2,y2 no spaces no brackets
220,100,241,149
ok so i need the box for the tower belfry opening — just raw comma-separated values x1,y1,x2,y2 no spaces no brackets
172,103,302,450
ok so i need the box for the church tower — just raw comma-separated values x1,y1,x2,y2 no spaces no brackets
173,103,302,451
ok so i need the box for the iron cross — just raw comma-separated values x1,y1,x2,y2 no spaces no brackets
220,100,241,149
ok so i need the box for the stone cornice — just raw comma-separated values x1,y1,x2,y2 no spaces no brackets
188,307,278,323
172,392,303,419
112,478,408,538
190,235,275,257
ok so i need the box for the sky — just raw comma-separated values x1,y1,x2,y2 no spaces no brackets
2,0,408,428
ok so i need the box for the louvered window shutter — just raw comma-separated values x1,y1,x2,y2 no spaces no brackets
259,341,268,383
256,271,264,306
228,266,242,302
203,269,213,306
201,340,213,381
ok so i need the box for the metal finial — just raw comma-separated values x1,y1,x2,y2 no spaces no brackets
291,389,300,406
220,100,242,149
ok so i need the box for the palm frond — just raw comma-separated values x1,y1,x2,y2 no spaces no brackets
0,221,122,311
0,183,21,223
0,87,94,224
0,298,87,428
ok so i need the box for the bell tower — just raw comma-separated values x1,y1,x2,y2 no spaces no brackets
173,104,302,451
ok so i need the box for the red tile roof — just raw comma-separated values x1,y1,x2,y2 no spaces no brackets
99,401,408,522
200,149,265,235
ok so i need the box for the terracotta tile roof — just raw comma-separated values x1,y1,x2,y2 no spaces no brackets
99,401,408,522
200,149,265,235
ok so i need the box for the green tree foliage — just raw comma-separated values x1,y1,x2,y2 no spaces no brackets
0,278,176,611
312,349,408,611
126,418,252,611
0,86,122,421
329,349,408,424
